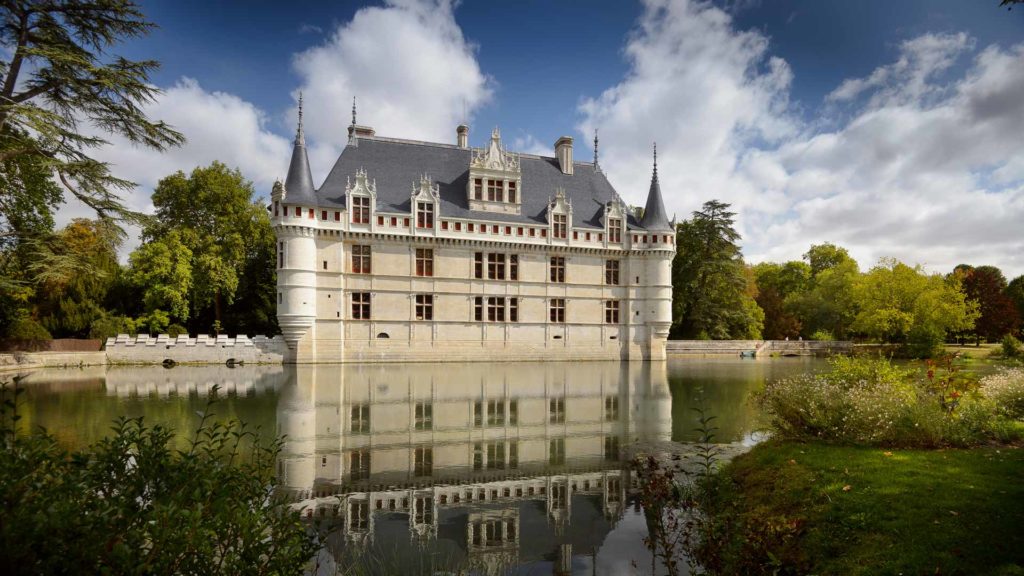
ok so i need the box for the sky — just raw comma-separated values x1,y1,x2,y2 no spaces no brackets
76,0,1024,277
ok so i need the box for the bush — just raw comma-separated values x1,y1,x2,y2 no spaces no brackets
1002,334,1023,359
980,369,1024,420
5,317,52,340
0,381,319,574
809,329,834,341
758,356,1022,447
88,314,137,340
166,323,187,338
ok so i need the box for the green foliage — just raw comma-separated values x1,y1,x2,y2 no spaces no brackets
5,317,51,340
852,258,978,355
166,323,187,337
758,356,1020,447
127,231,193,322
0,381,318,574
804,242,853,276
88,313,137,340
1002,334,1023,359
980,368,1024,420
786,252,859,340
671,200,762,339
956,265,1021,342
809,329,834,341
753,261,810,339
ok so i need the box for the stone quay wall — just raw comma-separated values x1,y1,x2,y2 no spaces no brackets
667,339,852,357
104,334,288,365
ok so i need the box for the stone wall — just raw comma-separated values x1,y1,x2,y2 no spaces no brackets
0,351,107,372
104,334,287,365
666,340,852,357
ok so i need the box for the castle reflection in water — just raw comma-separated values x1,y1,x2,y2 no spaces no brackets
277,362,672,573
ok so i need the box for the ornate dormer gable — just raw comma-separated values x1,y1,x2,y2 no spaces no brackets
411,174,440,232
546,187,572,240
467,127,522,216
345,168,377,226
602,196,627,246
271,180,285,203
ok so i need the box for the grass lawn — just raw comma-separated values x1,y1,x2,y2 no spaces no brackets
711,441,1024,575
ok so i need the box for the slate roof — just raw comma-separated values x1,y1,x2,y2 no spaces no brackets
639,168,673,232
311,136,654,231
284,136,317,205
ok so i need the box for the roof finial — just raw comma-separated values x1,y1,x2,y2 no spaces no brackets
593,129,600,168
295,91,305,145
351,96,357,126
653,142,658,178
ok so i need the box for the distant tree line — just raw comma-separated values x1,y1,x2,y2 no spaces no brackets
671,200,1022,357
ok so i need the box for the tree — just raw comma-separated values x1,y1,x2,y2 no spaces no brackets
852,258,978,356
804,243,854,276
1007,275,1024,337
0,0,183,239
955,265,1021,343
140,162,277,334
786,245,859,339
671,200,762,339
127,231,192,323
753,261,811,339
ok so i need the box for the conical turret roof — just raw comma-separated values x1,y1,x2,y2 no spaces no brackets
284,95,317,205
640,144,672,232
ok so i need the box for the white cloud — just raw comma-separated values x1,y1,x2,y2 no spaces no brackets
579,0,1024,278
291,0,492,177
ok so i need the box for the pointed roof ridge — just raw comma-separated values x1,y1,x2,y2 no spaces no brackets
640,142,672,232
284,93,316,204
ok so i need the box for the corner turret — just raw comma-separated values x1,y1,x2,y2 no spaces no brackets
284,93,317,205
639,143,672,232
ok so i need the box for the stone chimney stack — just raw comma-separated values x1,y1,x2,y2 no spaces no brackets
457,124,469,149
555,136,574,175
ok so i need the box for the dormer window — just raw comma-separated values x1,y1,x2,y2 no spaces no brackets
553,214,567,239
474,178,483,200
416,202,434,228
467,127,522,215
487,179,501,201
609,218,622,243
508,182,517,203
352,196,370,224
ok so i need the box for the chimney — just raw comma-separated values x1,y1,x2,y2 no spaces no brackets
555,136,574,175
457,124,469,148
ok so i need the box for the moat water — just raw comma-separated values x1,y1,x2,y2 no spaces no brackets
16,358,827,575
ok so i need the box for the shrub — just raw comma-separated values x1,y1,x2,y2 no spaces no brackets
809,329,834,341
88,314,137,340
0,381,319,573
166,323,188,337
1002,334,1023,359
980,369,1024,420
5,317,52,340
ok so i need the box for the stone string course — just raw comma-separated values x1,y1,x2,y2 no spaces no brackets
104,334,287,365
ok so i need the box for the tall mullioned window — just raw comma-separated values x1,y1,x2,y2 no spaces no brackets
509,254,519,281
350,450,370,480
550,298,565,323
507,181,517,203
474,252,483,279
352,245,371,274
474,178,483,200
605,300,620,324
608,218,622,243
351,196,370,224
352,292,371,320
487,179,501,202
351,404,370,433
414,447,433,477
416,202,434,228
415,402,433,430
487,253,506,280
549,257,565,283
509,298,519,322
552,214,567,239
605,260,620,285
415,294,433,320
487,297,506,322
415,248,434,277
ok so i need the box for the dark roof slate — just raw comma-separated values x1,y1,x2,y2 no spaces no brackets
314,136,651,230
284,138,317,205
639,170,672,232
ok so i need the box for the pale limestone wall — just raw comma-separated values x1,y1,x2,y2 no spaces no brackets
0,351,107,372
104,334,287,364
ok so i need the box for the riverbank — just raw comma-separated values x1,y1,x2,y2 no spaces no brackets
706,440,1024,575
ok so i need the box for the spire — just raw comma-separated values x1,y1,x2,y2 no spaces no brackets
640,141,672,232
593,129,600,172
351,96,357,126
284,93,316,204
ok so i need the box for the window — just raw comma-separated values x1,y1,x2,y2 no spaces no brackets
441,221,449,230
474,401,483,428
352,196,370,224
508,181,517,203
274,202,279,217
487,253,506,280
351,404,370,433
474,296,483,321
504,226,511,235
605,300,620,324
294,206,301,217
321,210,327,220
549,257,565,283
415,402,433,430
509,399,518,425
549,397,565,423
549,438,565,465
415,294,433,321
377,215,384,226
609,218,622,243
573,231,578,240
528,228,536,237
487,399,505,426
350,450,370,480
486,442,506,469
509,297,519,323
487,297,506,322
352,292,371,320
415,248,434,277
605,260,620,285
391,216,398,226
308,208,314,219
414,447,433,477
350,500,369,531
474,178,483,200
277,241,285,269
278,292,282,304
552,214,567,238
474,252,483,279
414,496,433,525
604,436,620,461
416,202,434,228
487,179,501,201
509,254,519,281
404,217,410,227
473,442,483,470
468,223,475,232
352,245,371,274
334,211,341,221
605,396,619,422
455,222,462,231
323,260,327,270
550,298,565,323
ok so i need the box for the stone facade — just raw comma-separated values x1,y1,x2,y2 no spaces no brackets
272,113,675,363
104,334,287,364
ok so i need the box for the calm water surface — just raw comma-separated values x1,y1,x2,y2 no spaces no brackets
16,358,826,575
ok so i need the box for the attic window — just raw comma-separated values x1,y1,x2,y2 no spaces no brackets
517,227,523,236
553,214,567,239
377,216,384,226
455,222,462,231
529,228,535,237
352,197,370,224
295,206,301,217
474,178,483,200
573,231,578,240
391,217,398,226
505,226,511,235
334,212,341,221
508,182,517,203
321,210,327,220
308,208,314,219
441,221,449,230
